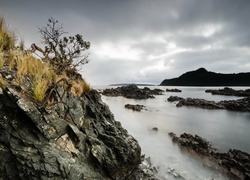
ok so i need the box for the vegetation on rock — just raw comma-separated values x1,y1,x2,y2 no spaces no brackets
0,17,91,104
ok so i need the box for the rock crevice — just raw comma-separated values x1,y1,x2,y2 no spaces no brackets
0,85,157,180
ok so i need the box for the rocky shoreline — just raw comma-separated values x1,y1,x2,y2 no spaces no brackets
0,85,159,180
167,95,250,112
168,132,250,180
102,85,164,99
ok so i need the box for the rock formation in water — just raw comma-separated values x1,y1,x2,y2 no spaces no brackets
124,104,146,112
160,68,250,86
102,85,164,99
206,87,250,97
169,133,250,180
167,95,250,112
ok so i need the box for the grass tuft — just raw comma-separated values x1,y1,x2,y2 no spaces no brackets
71,79,91,96
31,77,48,103
0,75,6,89
0,17,15,52
0,17,92,103
0,53,4,68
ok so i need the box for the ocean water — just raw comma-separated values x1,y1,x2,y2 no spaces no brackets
97,86,250,180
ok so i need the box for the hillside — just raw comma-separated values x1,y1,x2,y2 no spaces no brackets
160,68,250,86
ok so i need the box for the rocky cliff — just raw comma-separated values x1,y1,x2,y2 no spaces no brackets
160,68,250,86
0,85,157,179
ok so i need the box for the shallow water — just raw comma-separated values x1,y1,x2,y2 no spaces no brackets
98,86,250,180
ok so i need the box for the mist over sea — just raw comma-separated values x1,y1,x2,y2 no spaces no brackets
96,86,250,180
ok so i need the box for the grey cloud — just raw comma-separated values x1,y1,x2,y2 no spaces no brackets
1,0,250,85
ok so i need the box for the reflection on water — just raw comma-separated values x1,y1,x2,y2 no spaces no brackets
99,86,250,180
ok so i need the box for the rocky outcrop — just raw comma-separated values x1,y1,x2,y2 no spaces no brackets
0,85,158,180
167,96,250,112
176,97,225,109
206,87,250,97
167,96,184,102
125,104,146,112
102,85,164,99
166,88,182,92
169,133,250,180
160,67,250,86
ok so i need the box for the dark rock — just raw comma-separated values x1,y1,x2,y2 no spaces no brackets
0,85,158,180
102,85,163,99
125,104,145,112
168,96,250,112
219,97,250,112
167,96,184,102
166,88,182,92
169,132,250,180
150,127,158,132
206,87,250,97
176,98,225,109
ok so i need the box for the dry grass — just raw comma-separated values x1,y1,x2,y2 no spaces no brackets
71,79,91,97
0,75,6,89
0,17,92,103
0,17,15,52
31,77,48,103
0,53,4,68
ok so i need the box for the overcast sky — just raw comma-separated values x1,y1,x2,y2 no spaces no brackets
1,0,250,85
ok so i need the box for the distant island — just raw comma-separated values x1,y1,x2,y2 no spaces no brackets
160,68,250,86
109,83,155,86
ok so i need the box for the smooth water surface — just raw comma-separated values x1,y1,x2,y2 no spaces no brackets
98,86,250,180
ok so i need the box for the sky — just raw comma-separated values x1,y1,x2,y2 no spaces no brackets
1,0,250,85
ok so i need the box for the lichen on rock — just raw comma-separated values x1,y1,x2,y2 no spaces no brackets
0,85,157,180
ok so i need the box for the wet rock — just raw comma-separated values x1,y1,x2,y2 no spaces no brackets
206,87,250,97
0,85,159,180
219,97,250,112
102,85,163,99
169,132,250,180
166,88,182,92
149,127,158,132
176,98,225,109
125,104,145,111
167,96,184,102
168,96,250,112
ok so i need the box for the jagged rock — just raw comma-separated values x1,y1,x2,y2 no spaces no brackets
167,96,184,102
102,85,163,99
168,96,250,112
169,132,250,180
219,97,250,112
176,97,225,109
0,85,158,180
206,87,250,97
166,88,182,92
125,104,145,111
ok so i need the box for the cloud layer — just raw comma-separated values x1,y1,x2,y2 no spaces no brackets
1,0,250,85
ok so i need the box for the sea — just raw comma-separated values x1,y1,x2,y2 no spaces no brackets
96,86,250,180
